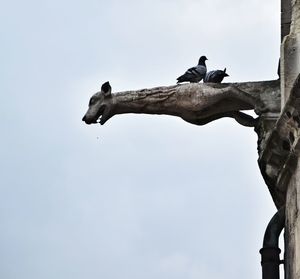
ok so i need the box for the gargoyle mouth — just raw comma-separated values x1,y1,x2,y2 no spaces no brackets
82,105,106,125
95,105,106,124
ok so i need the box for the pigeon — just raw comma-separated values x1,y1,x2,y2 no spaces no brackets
177,56,208,83
203,68,229,83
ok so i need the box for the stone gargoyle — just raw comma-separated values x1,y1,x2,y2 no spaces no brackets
82,80,280,128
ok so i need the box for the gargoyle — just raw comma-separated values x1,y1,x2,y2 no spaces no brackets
82,80,280,128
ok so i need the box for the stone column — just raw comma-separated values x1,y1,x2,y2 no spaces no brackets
281,0,300,105
281,1,300,279
281,0,292,41
285,165,300,279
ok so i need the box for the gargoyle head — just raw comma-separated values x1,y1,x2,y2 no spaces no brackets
82,81,112,125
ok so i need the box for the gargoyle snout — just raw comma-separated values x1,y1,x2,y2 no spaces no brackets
82,114,93,124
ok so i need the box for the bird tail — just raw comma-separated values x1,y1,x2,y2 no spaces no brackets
223,68,229,77
176,76,184,83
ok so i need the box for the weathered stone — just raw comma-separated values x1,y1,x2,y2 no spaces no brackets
281,1,300,278
285,161,300,279
82,80,280,127
258,75,300,209
281,0,292,40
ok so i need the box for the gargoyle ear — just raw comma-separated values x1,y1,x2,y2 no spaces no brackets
101,81,112,97
223,68,227,73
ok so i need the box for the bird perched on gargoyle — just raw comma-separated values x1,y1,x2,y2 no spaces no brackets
177,56,207,83
203,68,229,83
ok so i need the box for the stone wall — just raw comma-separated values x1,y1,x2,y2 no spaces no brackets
285,164,300,278
281,1,300,278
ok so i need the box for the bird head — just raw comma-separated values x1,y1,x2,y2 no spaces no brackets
198,56,208,65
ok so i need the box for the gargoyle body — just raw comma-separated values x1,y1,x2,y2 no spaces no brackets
82,80,280,127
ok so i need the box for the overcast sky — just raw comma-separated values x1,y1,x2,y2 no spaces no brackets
1,1,282,279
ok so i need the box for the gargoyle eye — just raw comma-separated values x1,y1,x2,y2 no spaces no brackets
89,97,96,106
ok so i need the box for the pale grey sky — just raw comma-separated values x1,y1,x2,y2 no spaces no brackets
1,1,281,279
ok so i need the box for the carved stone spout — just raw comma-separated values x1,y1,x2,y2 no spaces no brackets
82,80,280,128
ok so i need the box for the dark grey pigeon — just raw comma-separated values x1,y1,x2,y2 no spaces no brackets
203,68,229,83
177,56,208,83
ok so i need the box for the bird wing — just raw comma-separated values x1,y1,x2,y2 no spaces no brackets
177,64,206,83
185,65,205,74
204,70,226,83
204,70,214,82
